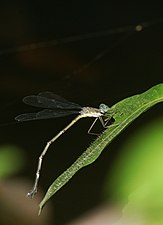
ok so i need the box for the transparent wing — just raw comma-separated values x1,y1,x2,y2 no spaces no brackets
38,92,74,103
15,109,80,121
23,92,82,109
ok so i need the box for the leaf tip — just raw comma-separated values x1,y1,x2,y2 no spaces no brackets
38,202,44,215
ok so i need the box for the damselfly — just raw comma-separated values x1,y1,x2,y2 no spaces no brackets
15,91,110,197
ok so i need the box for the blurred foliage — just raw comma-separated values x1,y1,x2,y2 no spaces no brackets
0,145,25,179
104,117,163,224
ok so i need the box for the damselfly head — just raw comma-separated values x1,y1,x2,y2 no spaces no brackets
99,104,110,113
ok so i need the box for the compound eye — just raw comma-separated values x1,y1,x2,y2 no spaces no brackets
99,104,110,113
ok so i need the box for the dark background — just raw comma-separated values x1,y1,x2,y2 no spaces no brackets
0,1,162,225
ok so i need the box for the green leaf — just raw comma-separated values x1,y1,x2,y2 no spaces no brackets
39,83,163,214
